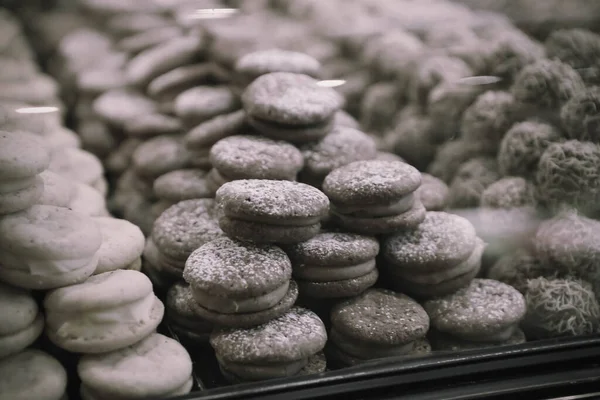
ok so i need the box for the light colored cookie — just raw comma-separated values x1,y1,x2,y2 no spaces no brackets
0,350,67,400
78,333,193,400
0,175,44,214
36,171,75,208
44,270,164,353
42,126,81,152
47,147,103,187
68,183,109,217
92,217,145,275
0,130,50,180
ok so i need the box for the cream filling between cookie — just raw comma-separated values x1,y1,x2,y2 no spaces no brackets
191,282,289,314
0,176,36,194
294,260,376,282
454,324,518,343
331,328,416,359
50,293,156,336
0,249,98,276
334,193,416,218
217,354,308,380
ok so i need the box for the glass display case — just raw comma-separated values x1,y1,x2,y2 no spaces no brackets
1,1,600,399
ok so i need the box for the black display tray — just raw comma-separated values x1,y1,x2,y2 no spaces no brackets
168,331,600,400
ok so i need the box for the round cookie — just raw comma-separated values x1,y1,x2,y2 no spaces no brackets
299,126,378,188
166,282,214,344
153,169,213,203
210,307,327,381
131,135,192,181
44,270,165,353
174,86,239,128
68,182,109,217
78,333,193,400
0,130,50,180
123,113,183,139
36,170,76,208
332,203,427,236
0,175,45,215
47,147,104,188
184,110,249,151
92,217,145,275
416,173,449,211
0,282,44,359
93,89,157,128
297,270,379,299
0,350,67,400
424,279,526,342
209,135,304,182
216,179,329,244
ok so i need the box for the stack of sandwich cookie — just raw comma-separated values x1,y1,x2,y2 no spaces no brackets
44,270,164,353
183,237,298,328
424,279,527,351
0,205,102,290
165,282,214,346
207,135,304,192
322,160,426,235
92,217,145,274
284,231,380,303
143,199,224,289
210,307,327,382
326,289,430,367
216,179,330,244
0,131,49,214
152,169,213,209
78,333,193,400
382,212,485,299
242,72,344,143
0,282,44,359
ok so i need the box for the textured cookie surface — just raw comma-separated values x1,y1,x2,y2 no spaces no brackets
235,49,321,79
416,173,449,211
0,281,38,335
184,237,291,297
0,130,50,180
210,307,327,363
93,217,146,274
37,171,75,208
48,147,103,186
153,169,212,201
242,72,344,125
184,110,248,149
323,160,421,206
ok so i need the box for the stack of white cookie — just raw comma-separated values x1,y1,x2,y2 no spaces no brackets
0,8,194,400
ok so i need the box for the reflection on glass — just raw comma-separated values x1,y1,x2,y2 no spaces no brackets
189,8,238,20
317,80,347,88
15,106,60,114
457,76,503,85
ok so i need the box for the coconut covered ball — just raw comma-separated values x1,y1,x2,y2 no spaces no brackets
427,139,491,184
487,248,556,294
497,120,563,178
523,277,600,338
510,59,585,115
447,157,500,209
535,140,600,214
545,28,600,86
560,87,600,143
360,82,403,134
460,91,517,152
480,177,536,209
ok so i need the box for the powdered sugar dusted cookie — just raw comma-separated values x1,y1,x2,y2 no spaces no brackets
175,86,239,128
166,282,214,344
153,169,213,204
416,173,449,211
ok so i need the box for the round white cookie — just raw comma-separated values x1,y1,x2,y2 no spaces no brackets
78,333,193,400
44,270,164,353
47,147,103,187
69,183,110,217
0,130,50,180
92,217,145,275
37,171,75,208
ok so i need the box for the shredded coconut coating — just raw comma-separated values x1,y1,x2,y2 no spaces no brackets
283,231,379,267
382,211,477,272
216,179,329,220
560,87,600,142
460,91,516,150
183,237,291,297
447,157,500,209
210,135,304,180
210,307,327,363
497,120,562,178
153,169,212,202
545,28,600,86
480,177,535,209
535,140,600,214
424,279,526,337
524,277,600,338
242,72,344,125
235,49,321,78
487,248,556,294
331,288,429,345
323,160,421,206
511,59,585,110
184,110,249,150
484,31,545,82
416,173,449,211
427,139,491,184
151,199,224,260
301,126,377,180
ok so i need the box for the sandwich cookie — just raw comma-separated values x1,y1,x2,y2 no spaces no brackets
299,126,378,188
233,49,321,93
210,307,327,381
115,26,183,56
284,231,380,300
44,270,164,353
92,217,145,275
0,350,67,400
93,89,157,129
322,160,426,235
184,110,249,169
78,333,193,400
153,169,213,207
68,183,110,217
382,212,485,299
146,199,225,283
165,282,214,345
123,113,183,139
0,282,44,359
131,135,192,183
0,205,102,290
183,237,298,328
424,279,526,346
242,72,344,143
216,180,330,244
207,135,304,192
326,289,430,367
0,131,49,214
416,173,449,211
174,86,239,129
47,147,106,196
